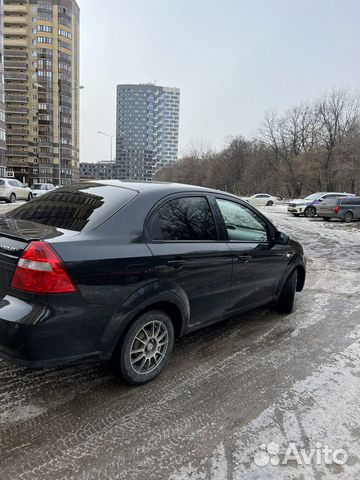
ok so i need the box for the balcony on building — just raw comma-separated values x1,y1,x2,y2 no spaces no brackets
4,60,28,70
7,138,29,147
5,71,28,81
3,38,27,47
5,84,28,94
4,49,28,59
3,3,28,15
6,128,29,136
5,93,29,102
4,25,28,35
3,15,27,26
5,115,29,125
5,105,29,114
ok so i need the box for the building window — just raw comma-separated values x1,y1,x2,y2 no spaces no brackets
59,40,71,50
58,29,72,39
38,3,52,11
38,13,52,21
38,25,53,33
37,36,53,44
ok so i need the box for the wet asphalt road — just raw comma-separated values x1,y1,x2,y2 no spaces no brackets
0,203,359,479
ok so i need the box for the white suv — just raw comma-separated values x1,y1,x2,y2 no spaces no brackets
31,183,55,198
0,178,33,203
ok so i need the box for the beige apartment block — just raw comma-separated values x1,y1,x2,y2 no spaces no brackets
3,0,79,185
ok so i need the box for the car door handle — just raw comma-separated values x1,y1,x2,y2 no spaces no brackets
166,260,186,269
237,255,252,263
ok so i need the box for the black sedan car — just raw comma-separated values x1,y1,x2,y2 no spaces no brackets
0,181,306,384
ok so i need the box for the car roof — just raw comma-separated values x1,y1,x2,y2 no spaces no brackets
79,180,227,196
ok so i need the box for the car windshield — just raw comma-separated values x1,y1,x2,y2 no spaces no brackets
31,184,44,190
304,193,324,201
7,183,138,232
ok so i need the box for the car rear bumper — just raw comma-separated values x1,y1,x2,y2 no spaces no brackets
0,294,109,367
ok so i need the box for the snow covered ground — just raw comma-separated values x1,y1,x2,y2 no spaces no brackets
0,205,359,479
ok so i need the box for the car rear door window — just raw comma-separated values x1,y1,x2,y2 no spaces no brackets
216,198,268,242
150,196,217,241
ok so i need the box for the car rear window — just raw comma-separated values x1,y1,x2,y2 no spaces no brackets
341,197,360,205
7,183,138,232
0,180,5,186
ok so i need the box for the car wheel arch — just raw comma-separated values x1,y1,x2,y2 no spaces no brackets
296,265,306,292
100,287,189,357
276,265,305,298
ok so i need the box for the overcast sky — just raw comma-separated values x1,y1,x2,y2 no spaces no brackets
78,0,360,162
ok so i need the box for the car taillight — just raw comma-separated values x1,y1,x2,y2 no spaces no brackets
334,206,341,213
11,241,77,294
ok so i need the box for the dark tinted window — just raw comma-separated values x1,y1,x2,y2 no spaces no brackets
0,180,5,186
341,197,360,205
7,183,137,232
151,196,217,241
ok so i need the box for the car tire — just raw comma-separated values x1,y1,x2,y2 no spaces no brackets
343,211,353,223
266,200,274,206
9,193,16,204
112,310,175,385
277,270,297,314
304,206,316,218
28,193,33,201
322,217,331,221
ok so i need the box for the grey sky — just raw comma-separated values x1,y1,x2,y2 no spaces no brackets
78,0,360,162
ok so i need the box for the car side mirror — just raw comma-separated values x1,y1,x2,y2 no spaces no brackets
275,231,289,245
318,198,323,202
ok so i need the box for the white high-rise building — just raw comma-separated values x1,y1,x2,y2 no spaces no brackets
116,83,180,181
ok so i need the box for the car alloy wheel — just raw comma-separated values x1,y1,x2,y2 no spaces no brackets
130,320,169,375
112,310,175,385
304,206,316,218
9,193,16,203
343,211,353,223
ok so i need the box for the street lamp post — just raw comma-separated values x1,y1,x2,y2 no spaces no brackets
98,131,115,179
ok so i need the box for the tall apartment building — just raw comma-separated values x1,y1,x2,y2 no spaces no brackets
3,0,80,185
116,83,180,181
0,0,6,177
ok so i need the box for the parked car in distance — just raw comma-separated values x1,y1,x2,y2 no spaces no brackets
287,192,354,218
317,196,360,222
0,178,33,203
0,181,306,385
31,183,55,198
242,193,278,206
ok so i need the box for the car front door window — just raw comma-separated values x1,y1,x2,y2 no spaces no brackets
215,198,268,242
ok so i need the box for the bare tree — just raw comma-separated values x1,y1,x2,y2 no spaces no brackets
156,89,360,197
